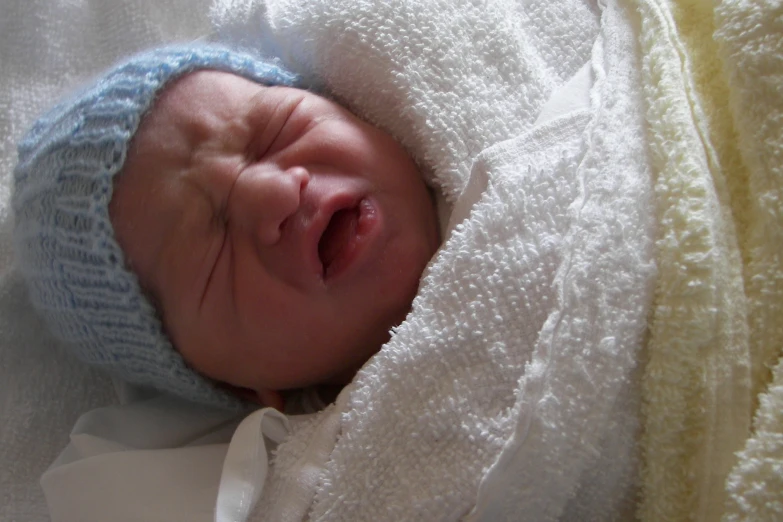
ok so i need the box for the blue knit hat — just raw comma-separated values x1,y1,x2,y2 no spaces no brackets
12,44,301,410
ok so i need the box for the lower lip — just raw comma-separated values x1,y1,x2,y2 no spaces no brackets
324,198,381,281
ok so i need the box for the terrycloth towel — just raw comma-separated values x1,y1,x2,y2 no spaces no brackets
716,1,783,519
631,0,752,519
630,0,783,520
211,0,657,520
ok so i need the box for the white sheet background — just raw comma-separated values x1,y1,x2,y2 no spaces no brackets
0,1,212,519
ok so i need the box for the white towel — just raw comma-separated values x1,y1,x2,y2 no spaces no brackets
211,0,657,520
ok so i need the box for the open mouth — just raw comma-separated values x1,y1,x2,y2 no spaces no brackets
315,198,379,280
318,205,361,277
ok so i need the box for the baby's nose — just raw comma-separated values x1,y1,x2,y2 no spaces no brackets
229,165,309,245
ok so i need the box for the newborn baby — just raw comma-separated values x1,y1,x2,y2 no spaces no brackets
14,44,439,410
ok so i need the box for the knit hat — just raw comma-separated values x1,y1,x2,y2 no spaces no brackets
12,44,301,410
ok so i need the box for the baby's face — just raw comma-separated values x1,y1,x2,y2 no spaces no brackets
110,71,439,406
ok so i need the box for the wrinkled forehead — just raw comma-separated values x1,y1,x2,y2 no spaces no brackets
132,71,262,154
128,71,357,170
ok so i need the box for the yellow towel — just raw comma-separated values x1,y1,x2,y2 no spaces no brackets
631,0,783,520
715,0,783,520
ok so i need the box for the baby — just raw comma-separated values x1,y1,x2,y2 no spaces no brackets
13,44,440,411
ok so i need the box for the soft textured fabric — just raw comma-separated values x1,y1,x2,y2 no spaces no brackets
13,44,299,411
39,383,326,522
716,1,783,519
631,0,752,519
40,393,243,522
630,0,783,520
211,0,657,520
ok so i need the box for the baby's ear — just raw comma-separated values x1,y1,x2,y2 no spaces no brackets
223,384,285,411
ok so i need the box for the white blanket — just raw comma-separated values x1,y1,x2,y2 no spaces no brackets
209,0,656,520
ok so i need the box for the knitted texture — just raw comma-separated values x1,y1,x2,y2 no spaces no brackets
12,44,299,410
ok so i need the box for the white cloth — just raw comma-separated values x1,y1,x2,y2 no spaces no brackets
40,384,330,522
41,391,300,522
41,395,240,522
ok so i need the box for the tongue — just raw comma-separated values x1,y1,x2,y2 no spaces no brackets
318,208,358,271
